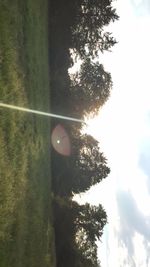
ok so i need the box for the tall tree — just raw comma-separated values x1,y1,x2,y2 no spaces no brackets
75,202,107,267
52,131,110,196
75,203,107,243
76,229,101,267
69,133,110,195
71,0,119,58
53,198,106,267
70,58,112,117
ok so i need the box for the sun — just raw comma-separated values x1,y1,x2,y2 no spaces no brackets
83,103,113,152
84,115,102,140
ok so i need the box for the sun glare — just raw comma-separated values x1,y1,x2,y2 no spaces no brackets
83,97,116,158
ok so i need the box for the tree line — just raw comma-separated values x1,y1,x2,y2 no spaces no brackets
49,1,118,266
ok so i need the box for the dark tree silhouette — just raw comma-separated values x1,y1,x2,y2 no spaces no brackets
53,198,106,267
52,132,110,197
71,133,110,193
75,203,107,243
71,0,119,58
49,1,118,266
70,58,112,117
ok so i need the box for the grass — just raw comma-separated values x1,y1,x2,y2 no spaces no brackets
0,1,56,266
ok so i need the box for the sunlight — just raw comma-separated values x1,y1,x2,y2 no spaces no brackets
83,91,119,160
70,3,150,266
68,48,82,75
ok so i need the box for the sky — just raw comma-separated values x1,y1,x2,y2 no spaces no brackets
75,0,150,266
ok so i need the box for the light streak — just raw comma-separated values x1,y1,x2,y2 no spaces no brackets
0,102,85,124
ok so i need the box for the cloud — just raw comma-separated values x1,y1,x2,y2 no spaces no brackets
139,154,150,176
143,240,150,266
130,0,150,16
139,137,150,192
117,190,150,240
116,190,150,265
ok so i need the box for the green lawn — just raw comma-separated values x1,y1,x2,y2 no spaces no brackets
0,1,56,266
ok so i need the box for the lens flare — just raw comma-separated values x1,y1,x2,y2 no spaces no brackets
51,124,71,156
0,103,85,123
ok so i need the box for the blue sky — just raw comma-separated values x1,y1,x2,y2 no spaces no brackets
75,0,150,266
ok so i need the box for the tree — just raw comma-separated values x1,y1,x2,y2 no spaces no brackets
51,131,110,197
76,229,101,267
75,203,107,243
53,198,106,267
70,58,112,117
70,133,110,194
71,0,119,58
75,202,107,267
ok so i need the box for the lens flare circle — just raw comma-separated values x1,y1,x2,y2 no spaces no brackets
51,124,71,156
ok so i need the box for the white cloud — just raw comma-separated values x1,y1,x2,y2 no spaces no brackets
132,0,143,5
133,232,147,266
129,170,150,216
130,0,150,16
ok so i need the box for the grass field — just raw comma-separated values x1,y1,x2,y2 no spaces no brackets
0,1,56,266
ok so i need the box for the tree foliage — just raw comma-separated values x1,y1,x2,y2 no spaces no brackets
71,0,119,58
51,131,110,197
53,198,107,267
70,58,112,116
75,203,107,243
49,0,118,266
71,133,110,194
